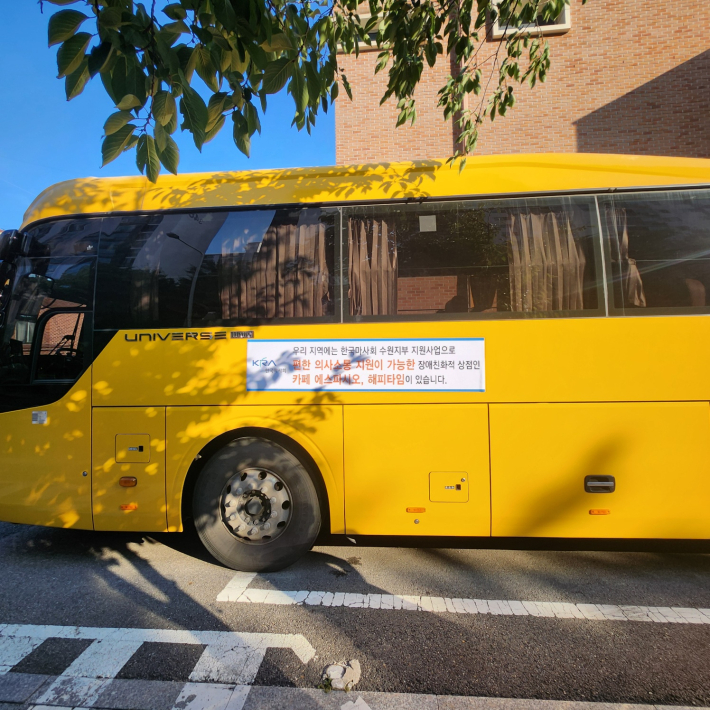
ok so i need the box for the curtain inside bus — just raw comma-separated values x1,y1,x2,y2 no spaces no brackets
346,199,599,317
217,219,331,320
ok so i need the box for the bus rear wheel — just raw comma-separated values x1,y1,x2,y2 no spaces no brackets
193,437,321,572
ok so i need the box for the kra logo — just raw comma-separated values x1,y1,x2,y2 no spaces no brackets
253,359,278,367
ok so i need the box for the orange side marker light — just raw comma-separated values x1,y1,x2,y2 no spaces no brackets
589,509,610,515
119,477,138,487
120,504,138,511
406,507,426,513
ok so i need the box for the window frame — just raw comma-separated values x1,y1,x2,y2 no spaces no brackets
30,307,92,384
490,2,571,39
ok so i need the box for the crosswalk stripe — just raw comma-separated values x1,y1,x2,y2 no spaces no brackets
217,572,710,623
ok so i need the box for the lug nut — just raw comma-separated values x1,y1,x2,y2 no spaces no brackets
236,488,242,495
263,522,270,530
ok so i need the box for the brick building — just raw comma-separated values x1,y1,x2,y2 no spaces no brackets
335,0,710,164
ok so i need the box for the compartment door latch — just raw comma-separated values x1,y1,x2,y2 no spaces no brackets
584,475,615,493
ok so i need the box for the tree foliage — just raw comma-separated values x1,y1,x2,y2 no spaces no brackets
41,0,574,181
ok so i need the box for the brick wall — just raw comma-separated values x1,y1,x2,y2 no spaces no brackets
397,275,459,313
335,0,710,164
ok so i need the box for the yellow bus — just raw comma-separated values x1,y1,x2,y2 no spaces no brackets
1,153,710,571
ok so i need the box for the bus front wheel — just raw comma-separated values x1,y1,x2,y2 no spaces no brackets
193,437,321,572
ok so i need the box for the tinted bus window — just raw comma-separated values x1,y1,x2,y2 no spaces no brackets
96,209,336,330
344,197,600,319
191,208,335,325
23,218,100,257
95,214,202,329
599,190,710,313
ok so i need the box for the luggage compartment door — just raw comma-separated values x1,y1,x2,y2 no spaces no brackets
344,404,490,536
490,402,710,539
93,407,167,532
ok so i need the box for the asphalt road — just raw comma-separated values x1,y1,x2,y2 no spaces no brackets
1,521,710,707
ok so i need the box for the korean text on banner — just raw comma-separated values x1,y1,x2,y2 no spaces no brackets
246,339,485,392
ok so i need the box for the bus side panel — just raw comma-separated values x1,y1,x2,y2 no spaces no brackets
0,370,93,530
165,405,345,534
344,404,491,536
92,407,167,532
490,402,710,539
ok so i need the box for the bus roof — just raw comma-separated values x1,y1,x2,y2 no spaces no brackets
21,153,710,228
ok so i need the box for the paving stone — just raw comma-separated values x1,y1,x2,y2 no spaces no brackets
356,691,438,709
242,687,439,709
0,672,53,703
33,676,107,708
93,678,184,710
171,682,236,710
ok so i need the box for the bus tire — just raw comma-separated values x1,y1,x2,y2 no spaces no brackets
192,436,321,572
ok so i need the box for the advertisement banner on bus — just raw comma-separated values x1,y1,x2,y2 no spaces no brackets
246,338,485,392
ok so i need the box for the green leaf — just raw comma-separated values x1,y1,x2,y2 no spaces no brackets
98,6,122,29
116,94,142,110
180,82,209,149
305,62,322,101
145,135,161,183
153,90,176,126
289,68,308,114
65,57,90,99
194,45,219,93
104,110,133,136
88,42,113,77
136,134,148,173
262,58,291,94
207,92,229,129
154,121,168,152
101,124,136,166
56,32,91,78
261,33,294,52
163,3,187,20
204,114,225,143
232,111,250,157
157,134,180,174
165,110,178,135
48,9,89,47
244,101,260,135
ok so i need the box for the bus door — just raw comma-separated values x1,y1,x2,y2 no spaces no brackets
0,254,95,529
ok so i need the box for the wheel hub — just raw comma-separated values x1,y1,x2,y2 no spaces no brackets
221,467,292,544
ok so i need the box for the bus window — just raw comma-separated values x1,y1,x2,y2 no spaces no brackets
344,197,600,319
96,209,336,329
191,208,336,325
599,190,710,313
23,218,101,257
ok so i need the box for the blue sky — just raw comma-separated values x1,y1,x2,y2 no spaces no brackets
0,3,336,229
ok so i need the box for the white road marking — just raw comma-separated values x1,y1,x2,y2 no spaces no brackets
60,639,143,679
0,624,315,665
0,623,315,703
217,573,710,624
216,572,256,602
0,635,45,673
